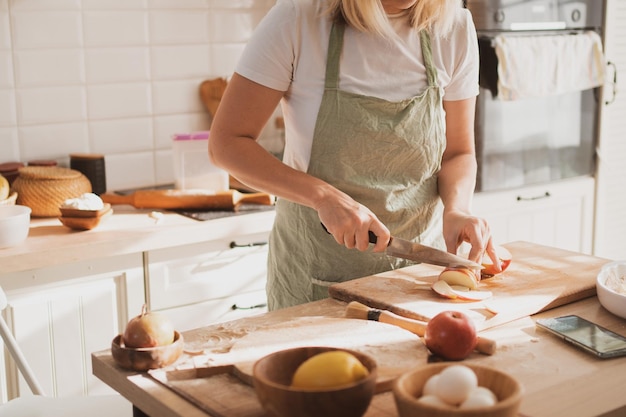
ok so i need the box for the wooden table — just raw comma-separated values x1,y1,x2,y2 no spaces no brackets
93,295,626,417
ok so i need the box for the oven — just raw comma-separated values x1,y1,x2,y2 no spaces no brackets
464,0,605,192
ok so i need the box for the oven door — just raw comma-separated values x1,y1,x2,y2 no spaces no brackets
474,37,598,192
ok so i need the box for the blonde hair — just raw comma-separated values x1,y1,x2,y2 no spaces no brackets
324,0,461,38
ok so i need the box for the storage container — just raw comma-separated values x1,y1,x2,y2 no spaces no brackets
172,131,229,192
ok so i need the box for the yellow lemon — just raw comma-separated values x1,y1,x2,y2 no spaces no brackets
290,350,369,389
0,175,9,201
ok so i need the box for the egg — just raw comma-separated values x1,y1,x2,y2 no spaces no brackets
434,365,478,405
422,373,440,397
459,386,497,409
416,394,452,409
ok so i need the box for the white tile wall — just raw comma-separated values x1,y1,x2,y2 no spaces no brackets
0,0,279,191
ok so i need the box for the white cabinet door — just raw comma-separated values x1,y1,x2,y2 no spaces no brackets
0,255,144,402
594,0,626,259
472,177,595,254
146,231,270,331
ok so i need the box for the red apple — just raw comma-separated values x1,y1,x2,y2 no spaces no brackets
481,245,512,278
122,304,175,348
439,267,479,290
424,311,478,361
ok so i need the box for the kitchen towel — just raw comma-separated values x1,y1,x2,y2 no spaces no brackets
493,31,605,100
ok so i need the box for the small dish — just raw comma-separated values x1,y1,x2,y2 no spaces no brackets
59,206,113,230
111,331,184,371
59,203,111,218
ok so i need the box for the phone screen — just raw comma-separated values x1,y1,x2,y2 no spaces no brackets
536,315,626,359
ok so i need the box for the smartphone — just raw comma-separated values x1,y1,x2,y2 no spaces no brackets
536,315,626,359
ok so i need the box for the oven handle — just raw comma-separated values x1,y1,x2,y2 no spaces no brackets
604,61,618,106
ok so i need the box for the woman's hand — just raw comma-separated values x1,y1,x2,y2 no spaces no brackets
442,209,501,274
316,191,390,253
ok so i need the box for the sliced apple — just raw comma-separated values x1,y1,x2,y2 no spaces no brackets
438,267,479,290
432,280,492,301
481,245,513,278
432,280,459,299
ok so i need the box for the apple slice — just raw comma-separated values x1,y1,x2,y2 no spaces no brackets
432,279,459,299
438,267,479,290
481,245,513,278
432,280,493,301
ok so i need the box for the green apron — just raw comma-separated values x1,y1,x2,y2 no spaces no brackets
266,22,446,310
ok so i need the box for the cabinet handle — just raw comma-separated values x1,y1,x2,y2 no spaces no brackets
231,303,267,310
229,241,268,248
516,191,551,201
604,61,617,106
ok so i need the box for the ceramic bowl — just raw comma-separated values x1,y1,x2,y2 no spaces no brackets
252,346,377,417
596,261,626,319
111,331,184,371
0,205,31,248
393,363,523,417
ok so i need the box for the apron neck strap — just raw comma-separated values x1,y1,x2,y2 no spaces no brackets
325,22,344,89
420,30,437,87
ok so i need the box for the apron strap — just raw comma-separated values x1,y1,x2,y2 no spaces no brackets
325,22,344,90
420,31,438,87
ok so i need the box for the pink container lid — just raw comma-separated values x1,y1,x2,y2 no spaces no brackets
172,131,209,141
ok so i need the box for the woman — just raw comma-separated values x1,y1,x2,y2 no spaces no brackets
209,0,501,310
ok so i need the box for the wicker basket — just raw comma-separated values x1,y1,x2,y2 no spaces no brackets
12,166,92,217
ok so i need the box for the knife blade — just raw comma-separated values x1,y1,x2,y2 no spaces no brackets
367,231,483,269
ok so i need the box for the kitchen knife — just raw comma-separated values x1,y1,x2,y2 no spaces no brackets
367,231,483,269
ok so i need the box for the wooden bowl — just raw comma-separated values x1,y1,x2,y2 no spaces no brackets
111,331,184,371
252,346,377,417
393,363,523,417
58,205,113,230
59,203,111,218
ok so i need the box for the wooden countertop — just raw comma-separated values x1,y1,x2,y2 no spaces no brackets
0,205,275,275
92,295,626,417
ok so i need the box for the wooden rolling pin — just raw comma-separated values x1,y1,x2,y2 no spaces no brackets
101,189,274,210
345,301,497,356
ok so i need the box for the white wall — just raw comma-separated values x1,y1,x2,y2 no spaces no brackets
0,0,278,191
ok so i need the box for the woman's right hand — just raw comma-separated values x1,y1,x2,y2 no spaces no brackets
316,191,390,253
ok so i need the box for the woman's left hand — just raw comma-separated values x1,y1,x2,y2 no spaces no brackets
442,210,501,274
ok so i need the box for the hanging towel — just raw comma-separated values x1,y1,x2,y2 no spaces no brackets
494,31,605,100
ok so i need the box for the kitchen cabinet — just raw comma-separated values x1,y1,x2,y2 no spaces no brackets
0,209,276,404
0,254,144,402
593,0,626,259
472,176,594,254
146,230,270,331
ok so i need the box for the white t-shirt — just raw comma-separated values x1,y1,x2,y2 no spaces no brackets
235,0,479,172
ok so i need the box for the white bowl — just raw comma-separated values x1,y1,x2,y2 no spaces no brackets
596,261,626,319
0,205,31,248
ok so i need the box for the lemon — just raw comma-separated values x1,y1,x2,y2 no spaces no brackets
0,175,9,201
290,350,369,389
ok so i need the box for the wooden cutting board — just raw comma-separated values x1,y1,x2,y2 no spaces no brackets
329,241,611,331
148,317,427,417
